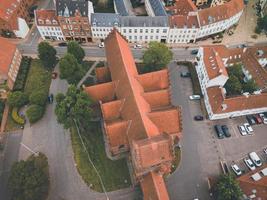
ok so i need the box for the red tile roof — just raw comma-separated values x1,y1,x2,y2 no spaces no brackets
141,172,170,200
169,15,199,28
166,0,197,15
35,9,59,26
198,0,244,26
0,37,16,76
0,0,20,21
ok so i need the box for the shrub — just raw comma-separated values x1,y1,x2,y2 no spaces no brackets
26,105,45,124
7,91,28,107
13,57,31,91
11,107,25,125
29,90,47,106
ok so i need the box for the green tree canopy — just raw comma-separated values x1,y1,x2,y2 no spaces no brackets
227,64,243,81
29,90,47,106
143,41,173,72
7,91,28,107
26,104,45,124
55,85,93,129
243,79,258,93
225,75,242,96
38,42,57,68
59,53,84,85
8,153,49,200
67,41,85,63
214,174,243,200
257,15,267,33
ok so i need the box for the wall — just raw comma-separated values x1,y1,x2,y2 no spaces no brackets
13,18,29,38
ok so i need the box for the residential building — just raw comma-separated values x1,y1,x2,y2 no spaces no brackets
195,0,208,6
237,164,267,200
196,45,267,120
145,0,167,16
84,29,182,200
35,9,64,41
114,0,129,16
0,37,22,89
55,0,94,42
0,0,35,38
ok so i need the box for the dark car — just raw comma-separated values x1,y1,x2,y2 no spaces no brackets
194,115,204,121
58,42,67,47
214,125,224,139
254,114,263,124
191,49,198,55
246,115,256,125
221,125,231,137
180,72,191,77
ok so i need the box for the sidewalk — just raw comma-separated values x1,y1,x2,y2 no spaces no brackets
77,61,99,88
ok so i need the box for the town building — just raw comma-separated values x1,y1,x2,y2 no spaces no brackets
84,29,182,200
55,0,94,42
0,37,22,89
237,164,267,200
196,45,267,120
35,9,64,41
0,0,35,38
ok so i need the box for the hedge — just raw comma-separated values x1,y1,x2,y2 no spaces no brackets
13,57,32,91
11,107,25,125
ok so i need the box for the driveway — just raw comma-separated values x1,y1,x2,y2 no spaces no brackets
167,62,221,200
18,66,139,200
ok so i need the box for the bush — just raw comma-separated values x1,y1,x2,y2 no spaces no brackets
11,107,25,125
26,105,45,124
0,100,5,121
13,57,31,91
7,91,28,107
29,90,47,106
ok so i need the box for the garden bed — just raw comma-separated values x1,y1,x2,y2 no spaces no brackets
13,57,32,91
70,121,131,192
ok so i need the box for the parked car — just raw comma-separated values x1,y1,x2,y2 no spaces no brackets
180,72,191,77
249,152,262,167
244,123,253,134
259,113,267,124
214,125,224,139
246,115,256,125
189,95,201,100
98,42,104,48
254,114,263,124
191,49,198,55
244,158,256,171
52,72,58,79
58,42,67,47
194,115,204,121
221,125,231,137
238,125,247,136
134,44,142,49
231,164,242,176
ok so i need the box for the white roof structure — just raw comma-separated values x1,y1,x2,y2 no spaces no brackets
261,168,267,176
251,173,262,181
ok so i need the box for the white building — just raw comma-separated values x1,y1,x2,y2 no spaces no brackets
35,9,64,41
196,45,267,120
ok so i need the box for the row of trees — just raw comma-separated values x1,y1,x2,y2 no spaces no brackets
255,15,267,34
225,64,258,96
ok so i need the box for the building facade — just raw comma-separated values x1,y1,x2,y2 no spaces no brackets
0,37,22,89
196,45,267,120
0,0,35,38
35,10,64,41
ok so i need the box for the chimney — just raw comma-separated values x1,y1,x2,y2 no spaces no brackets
221,104,227,111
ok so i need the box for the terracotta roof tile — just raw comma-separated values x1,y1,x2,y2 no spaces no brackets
100,100,124,121
169,15,199,28
141,171,170,200
136,69,169,92
95,66,111,83
0,37,16,76
166,0,197,15
0,0,20,21
143,89,171,109
35,9,59,26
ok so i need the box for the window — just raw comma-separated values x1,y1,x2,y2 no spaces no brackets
156,29,159,33
145,29,148,33
140,29,143,33
163,29,167,33
134,29,137,33
129,29,132,33
151,29,154,33
123,29,126,33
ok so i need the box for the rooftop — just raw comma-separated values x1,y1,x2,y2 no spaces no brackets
114,0,129,16
147,0,167,16
166,0,197,15
120,16,169,27
56,0,89,17
35,9,59,26
91,13,120,27
169,15,199,29
0,0,20,21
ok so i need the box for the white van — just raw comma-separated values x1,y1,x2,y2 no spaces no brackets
249,152,262,167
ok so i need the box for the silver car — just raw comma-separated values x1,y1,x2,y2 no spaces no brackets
231,164,242,176
244,158,256,171
238,125,247,136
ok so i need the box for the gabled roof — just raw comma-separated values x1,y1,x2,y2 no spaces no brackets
147,0,167,16
0,37,17,76
169,15,199,29
114,0,129,16
0,0,20,21
143,89,171,109
141,172,170,200
166,0,197,16
35,9,59,26
56,0,88,17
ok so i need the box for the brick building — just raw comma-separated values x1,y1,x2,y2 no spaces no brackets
84,29,183,200
0,0,35,38
55,0,94,42
0,37,22,89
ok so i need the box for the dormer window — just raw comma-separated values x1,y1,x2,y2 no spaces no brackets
52,19,57,25
38,19,44,24
46,19,51,25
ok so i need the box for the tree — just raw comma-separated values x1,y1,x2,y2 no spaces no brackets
26,105,45,124
143,41,173,72
257,15,267,33
55,85,92,129
7,91,28,107
8,153,49,200
29,90,47,106
67,41,85,63
59,53,84,85
225,75,242,95
214,174,243,200
38,42,57,68
243,79,258,93
227,64,243,81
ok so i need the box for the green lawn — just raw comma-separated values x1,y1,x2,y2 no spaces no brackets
24,59,51,97
70,121,131,192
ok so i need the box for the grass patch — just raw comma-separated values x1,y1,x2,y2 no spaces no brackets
170,148,181,174
70,121,131,192
177,61,202,95
81,61,95,75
